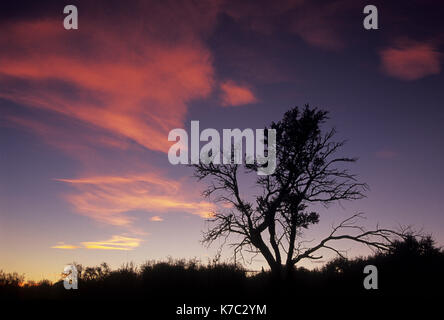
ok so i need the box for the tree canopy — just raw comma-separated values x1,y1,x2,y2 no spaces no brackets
193,105,404,276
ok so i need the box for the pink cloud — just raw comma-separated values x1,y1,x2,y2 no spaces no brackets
56,173,215,227
0,5,224,232
220,81,258,107
379,41,441,80
0,6,216,154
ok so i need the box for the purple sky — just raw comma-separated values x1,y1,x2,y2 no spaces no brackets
1,0,443,281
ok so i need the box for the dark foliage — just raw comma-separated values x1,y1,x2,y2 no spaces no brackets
192,105,402,276
1,236,443,302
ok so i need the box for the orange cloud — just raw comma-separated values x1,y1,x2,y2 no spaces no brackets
0,10,215,154
0,5,221,230
51,235,143,251
56,173,215,227
150,216,164,222
0,3,235,236
81,235,142,251
220,81,258,107
51,242,80,250
380,41,441,80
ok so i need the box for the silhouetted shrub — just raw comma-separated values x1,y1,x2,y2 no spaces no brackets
1,236,443,300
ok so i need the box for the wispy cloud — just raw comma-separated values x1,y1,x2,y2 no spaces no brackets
220,81,258,107
379,40,441,80
150,216,164,222
56,173,215,227
51,235,143,251
81,235,142,251
0,5,221,229
0,4,216,154
51,242,80,250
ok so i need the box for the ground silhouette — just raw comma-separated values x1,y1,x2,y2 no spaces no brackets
1,235,443,302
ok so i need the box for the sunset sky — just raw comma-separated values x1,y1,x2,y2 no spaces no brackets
1,0,443,281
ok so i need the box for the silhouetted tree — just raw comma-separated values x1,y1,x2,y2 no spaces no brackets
193,105,403,277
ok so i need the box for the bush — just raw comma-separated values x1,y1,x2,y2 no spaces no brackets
1,236,443,300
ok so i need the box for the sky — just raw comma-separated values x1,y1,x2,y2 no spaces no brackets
1,0,443,281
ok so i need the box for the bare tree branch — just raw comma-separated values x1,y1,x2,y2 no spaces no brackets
192,106,401,276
